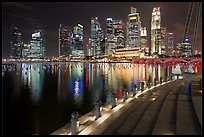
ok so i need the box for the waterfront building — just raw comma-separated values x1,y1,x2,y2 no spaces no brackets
87,38,92,57
22,43,31,58
113,19,125,48
30,30,45,59
175,37,192,57
105,18,125,56
72,24,84,58
160,27,167,55
140,27,149,56
59,24,72,57
10,25,23,59
112,47,144,59
151,7,161,55
166,32,174,56
126,7,141,48
105,17,116,56
90,17,104,58
98,29,105,56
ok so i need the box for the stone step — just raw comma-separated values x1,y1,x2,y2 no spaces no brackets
115,99,152,135
152,92,178,135
176,91,201,135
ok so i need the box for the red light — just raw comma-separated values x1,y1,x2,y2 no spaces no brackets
116,25,123,30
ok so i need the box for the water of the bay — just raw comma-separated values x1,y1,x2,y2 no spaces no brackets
2,62,200,135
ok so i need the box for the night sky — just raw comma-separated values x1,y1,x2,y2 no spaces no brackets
2,2,202,58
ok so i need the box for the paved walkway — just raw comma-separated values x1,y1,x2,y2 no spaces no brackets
51,72,202,135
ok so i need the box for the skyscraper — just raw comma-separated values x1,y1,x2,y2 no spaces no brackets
151,7,161,55
10,25,23,59
160,27,167,55
30,30,45,59
176,37,192,57
113,19,125,48
59,24,72,57
105,17,115,55
166,32,174,56
90,17,103,57
22,43,31,58
72,23,84,58
140,27,149,55
140,27,148,48
126,7,141,48
105,18,125,56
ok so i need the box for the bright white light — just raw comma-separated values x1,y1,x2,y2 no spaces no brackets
107,18,112,21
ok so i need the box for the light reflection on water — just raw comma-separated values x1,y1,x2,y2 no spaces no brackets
2,62,201,135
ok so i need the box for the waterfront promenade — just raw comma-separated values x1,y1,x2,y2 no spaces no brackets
51,72,202,135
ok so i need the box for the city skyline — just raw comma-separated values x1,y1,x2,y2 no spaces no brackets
2,2,202,58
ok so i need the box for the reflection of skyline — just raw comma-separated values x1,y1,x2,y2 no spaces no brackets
20,63,45,103
6,62,198,102
3,62,202,135
6,62,199,105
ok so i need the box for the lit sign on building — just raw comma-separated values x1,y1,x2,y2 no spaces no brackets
129,16,136,20
107,18,113,21
78,24,83,28
32,32,40,38
183,37,189,43
141,27,147,36
115,25,123,30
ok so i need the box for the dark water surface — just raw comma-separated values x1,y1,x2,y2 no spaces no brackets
2,62,200,135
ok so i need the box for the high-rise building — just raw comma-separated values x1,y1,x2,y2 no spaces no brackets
113,19,125,48
30,30,45,59
22,43,31,58
59,24,72,57
105,18,125,56
72,24,84,58
126,7,141,48
160,27,167,55
176,37,192,57
140,27,149,55
105,17,116,55
10,25,23,59
140,27,148,48
151,7,161,55
98,28,105,56
90,17,104,57
166,32,174,56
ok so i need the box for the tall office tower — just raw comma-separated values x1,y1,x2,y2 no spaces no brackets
166,32,174,56
98,28,105,56
140,27,149,55
140,27,148,48
22,43,31,58
30,30,45,59
160,27,167,55
126,7,141,48
88,38,92,56
59,24,72,57
72,23,84,58
10,25,23,59
151,7,161,55
176,37,192,57
90,17,103,57
105,17,116,55
105,18,125,55
113,19,125,48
